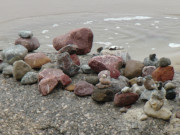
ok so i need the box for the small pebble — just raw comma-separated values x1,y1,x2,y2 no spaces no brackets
139,114,148,121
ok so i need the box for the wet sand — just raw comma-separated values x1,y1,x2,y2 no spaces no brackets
0,0,180,70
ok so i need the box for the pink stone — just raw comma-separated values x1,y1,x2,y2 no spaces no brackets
38,76,58,96
70,54,80,66
74,81,94,96
88,55,123,79
114,92,139,107
38,68,71,86
53,28,93,55
142,66,156,77
15,37,40,52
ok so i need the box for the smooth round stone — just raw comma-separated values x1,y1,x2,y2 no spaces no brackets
159,57,171,67
165,90,176,100
0,63,9,72
19,31,33,38
2,65,13,76
81,64,93,74
85,76,99,85
176,110,180,118
21,72,38,85
139,114,148,121
164,82,176,90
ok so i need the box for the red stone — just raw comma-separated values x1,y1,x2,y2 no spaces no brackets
70,54,80,66
53,28,93,55
15,37,40,52
88,55,123,79
38,68,71,86
74,81,94,96
24,53,51,68
38,76,58,96
114,92,139,107
152,66,174,82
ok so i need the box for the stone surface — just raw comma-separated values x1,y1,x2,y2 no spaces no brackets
110,78,129,93
152,66,174,82
2,65,13,76
124,60,144,79
81,64,94,74
121,87,132,93
143,54,158,67
99,75,111,85
85,76,99,85
88,55,123,79
165,90,176,100
98,70,111,79
164,82,176,90
131,84,145,95
144,101,172,120
92,88,114,102
176,110,180,118
96,83,111,89
19,31,33,38
158,57,171,67
114,92,139,107
58,44,78,54
38,68,71,86
144,76,156,90
70,54,80,66
2,45,28,64
142,66,156,77
13,60,32,80
21,72,38,85
140,89,155,101
24,53,51,68
139,114,148,121
53,28,93,55
101,49,131,65
74,81,94,96
129,78,138,86
57,52,80,77
40,63,57,71
0,63,10,72
65,84,76,92
38,76,58,96
15,37,40,52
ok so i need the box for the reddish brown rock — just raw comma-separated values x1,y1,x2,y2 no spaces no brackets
88,55,123,79
24,53,51,69
114,92,139,107
142,66,156,77
152,66,174,82
39,68,71,86
15,37,40,52
53,28,93,55
124,60,144,79
38,76,58,96
74,81,94,96
70,54,80,66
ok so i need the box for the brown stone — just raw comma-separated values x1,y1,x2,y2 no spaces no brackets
65,84,76,92
24,53,51,69
70,54,80,66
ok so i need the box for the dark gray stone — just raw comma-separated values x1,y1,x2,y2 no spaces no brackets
159,57,171,67
19,31,33,38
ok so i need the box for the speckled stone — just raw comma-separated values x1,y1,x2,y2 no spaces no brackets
21,72,38,85
85,76,99,85
158,57,171,67
19,31,33,38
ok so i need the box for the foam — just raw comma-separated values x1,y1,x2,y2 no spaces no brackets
164,17,178,20
135,23,141,26
41,30,49,34
104,16,152,21
83,21,93,24
95,42,112,46
116,26,120,29
52,24,59,27
169,43,180,48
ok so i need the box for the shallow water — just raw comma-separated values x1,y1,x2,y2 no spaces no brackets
0,0,180,70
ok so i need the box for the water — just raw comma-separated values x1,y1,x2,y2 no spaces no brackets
0,0,180,70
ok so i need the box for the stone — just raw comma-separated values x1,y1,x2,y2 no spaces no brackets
81,64,94,74
143,54,158,67
98,70,111,79
140,89,155,101
57,52,80,77
144,101,172,120
142,66,156,77
58,44,78,54
15,37,40,52
121,87,132,93
129,78,138,86
118,76,129,86
124,60,144,79
131,84,145,95
85,76,99,85
99,74,111,85
41,63,57,71
149,97,164,111
19,31,33,38
114,92,139,107
53,28,93,55
91,88,114,102
136,77,144,86
24,53,51,69
2,45,28,64
2,65,13,76
96,83,111,89
0,63,10,72
139,114,148,121
65,84,76,92
13,60,31,80
88,55,123,79
165,90,176,100
38,68,71,86
101,49,131,65
119,107,128,113
164,82,176,90
38,76,58,96
21,72,38,85
70,54,80,66
152,66,174,82
176,110,180,118
158,57,171,67
74,81,94,96
144,76,156,90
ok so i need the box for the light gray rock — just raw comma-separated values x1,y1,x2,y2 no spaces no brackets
21,72,38,85
0,63,9,72
19,31,33,38
143,54,158,67
13,60,32,80
132,84,145,95
2,45,28,64
81,64,94,74
2,65,13,76
121,87,132,93
140,89,155,101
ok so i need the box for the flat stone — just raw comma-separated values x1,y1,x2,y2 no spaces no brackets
81,64,94,74
2,65,13,76
21,72,38,85
85,76,99,85
65,84,76,92
19,31,33,38
0,63,10,72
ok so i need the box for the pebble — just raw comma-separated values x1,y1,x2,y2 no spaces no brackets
21,72,38,85
139,114,148,121
81,64,94,74
165,90,176,100
119,107,127,113
164,82,176,90
65,84,76,92
85,76,99,85
176,110,180,119
19,30,33,38
159,57,171,67
121,87,132,93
